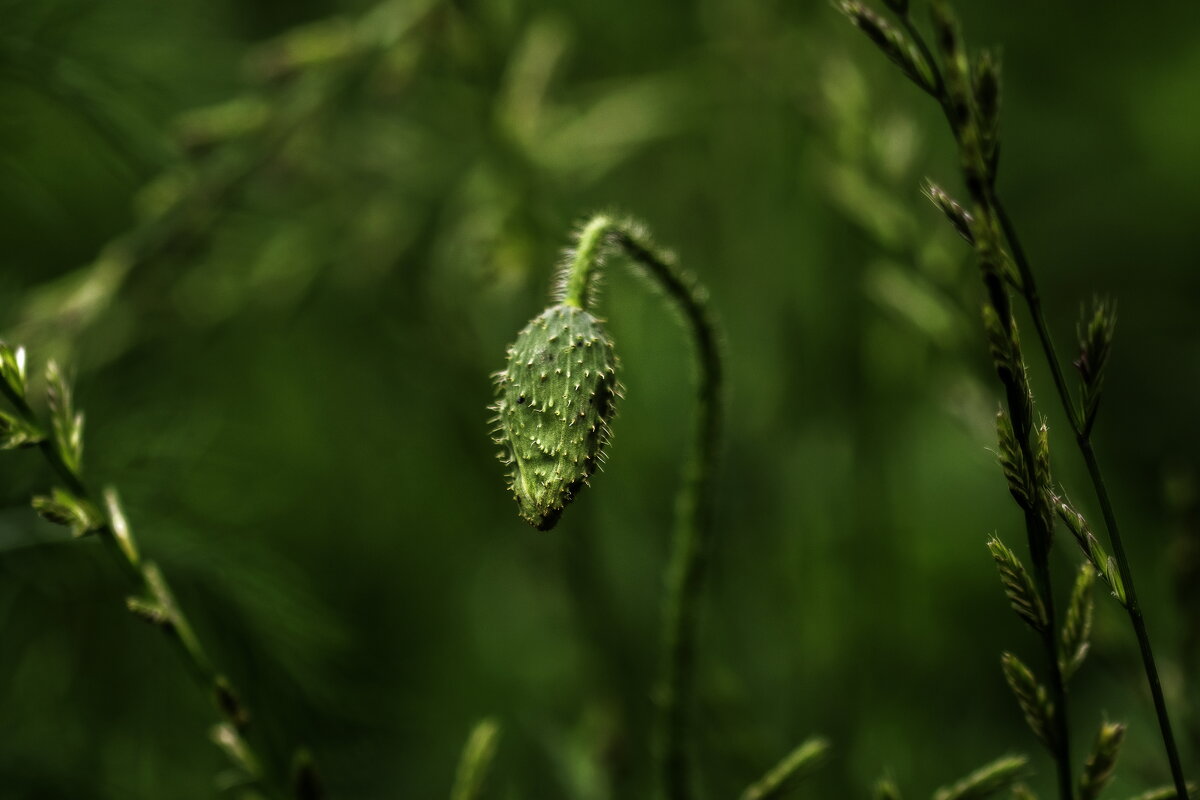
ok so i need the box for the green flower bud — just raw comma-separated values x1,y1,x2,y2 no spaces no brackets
493,303,620,530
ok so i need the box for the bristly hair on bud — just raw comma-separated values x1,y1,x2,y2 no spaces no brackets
1075,297,1116,434
492,304,620,530
837,1,937,94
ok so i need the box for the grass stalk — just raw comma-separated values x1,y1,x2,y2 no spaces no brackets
993,198,1188,797
0,351,297,799
843,1,1191,795
842,1,1078,794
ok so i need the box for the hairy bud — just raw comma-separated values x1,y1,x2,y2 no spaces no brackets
493,304,620,530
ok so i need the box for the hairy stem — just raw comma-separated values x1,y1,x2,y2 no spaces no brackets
563,216,723,800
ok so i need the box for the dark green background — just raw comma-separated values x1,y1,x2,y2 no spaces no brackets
1,0,1198,797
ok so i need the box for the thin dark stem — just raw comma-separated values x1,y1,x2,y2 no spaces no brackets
858,2,1190,795
899,12,944,98
992,201,1082,434
580,222,722,800
995,292,1074,800
1080,439,1190,797
618,231,722,800
1031,552,1075,800
891,15,1077,794
995,200,1190,799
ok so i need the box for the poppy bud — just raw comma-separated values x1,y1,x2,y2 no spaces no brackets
493,303,620,530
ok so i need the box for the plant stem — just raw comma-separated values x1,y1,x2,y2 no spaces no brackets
0,376,285,799
563,216,723,800
913,10,1186,791
854,2,1188,795
617,228,722,800
887,12,1077,795
994,200,1190,800
899,13,944,98
991,202,1082,435
991,269,1075,800
1032,552,1075,800
1081,439,1189,796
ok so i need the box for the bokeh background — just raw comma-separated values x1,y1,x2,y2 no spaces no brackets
1,0,1198,797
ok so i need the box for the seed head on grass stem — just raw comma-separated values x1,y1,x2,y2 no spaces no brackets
1060,564,1095,681
1079,722,1125,800
0,341,307,799
844,0,1192,789
835,2,1200,796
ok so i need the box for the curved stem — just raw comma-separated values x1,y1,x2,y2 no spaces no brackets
993,202,1189,798
563,215,613,310
562,216,723,800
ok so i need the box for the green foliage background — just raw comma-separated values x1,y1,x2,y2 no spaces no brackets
1,0,1198,797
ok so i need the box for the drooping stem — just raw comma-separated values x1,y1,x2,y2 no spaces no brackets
0,370,287,799
563,216,613,311
562,215,723,800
